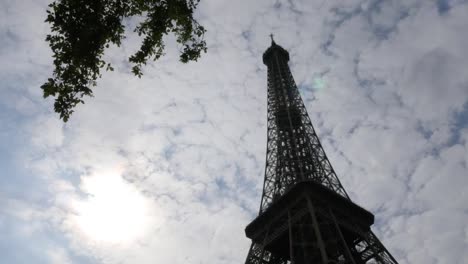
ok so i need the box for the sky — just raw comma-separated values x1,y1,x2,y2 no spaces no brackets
0,0,467,263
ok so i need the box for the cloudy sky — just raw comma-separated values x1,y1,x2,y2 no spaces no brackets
1,0,468,263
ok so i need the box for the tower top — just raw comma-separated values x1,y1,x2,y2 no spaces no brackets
269,33,276,45
263,36,289,65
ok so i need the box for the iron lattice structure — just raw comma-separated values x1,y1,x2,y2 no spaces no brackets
243,40,399,264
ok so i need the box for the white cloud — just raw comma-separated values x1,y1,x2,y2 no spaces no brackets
47,247,73,264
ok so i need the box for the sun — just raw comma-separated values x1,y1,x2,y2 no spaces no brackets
71,168,150,244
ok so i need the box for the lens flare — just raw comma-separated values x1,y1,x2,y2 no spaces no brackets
313,77,326,90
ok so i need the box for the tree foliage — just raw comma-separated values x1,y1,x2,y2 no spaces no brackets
42,0,206,121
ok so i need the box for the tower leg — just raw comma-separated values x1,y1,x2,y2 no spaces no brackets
306,195,329,263
245,182,399,264
329,207,356,264
288,210,295,264
244,242,288,264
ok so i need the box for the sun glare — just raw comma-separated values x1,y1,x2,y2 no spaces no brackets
72,168,150,244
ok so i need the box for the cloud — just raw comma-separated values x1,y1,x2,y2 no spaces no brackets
47,247,73,264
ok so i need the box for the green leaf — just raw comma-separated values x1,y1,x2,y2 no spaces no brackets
43,0,207,122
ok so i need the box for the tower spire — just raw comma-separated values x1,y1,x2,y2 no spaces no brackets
269,33,276,45
243,42,399,264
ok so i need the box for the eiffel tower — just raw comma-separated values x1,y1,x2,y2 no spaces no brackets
243,37,399,264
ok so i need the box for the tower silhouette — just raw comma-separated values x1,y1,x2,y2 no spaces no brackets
243,39,399,264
